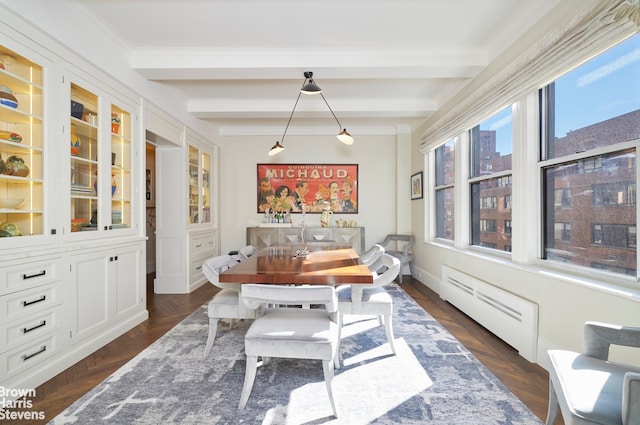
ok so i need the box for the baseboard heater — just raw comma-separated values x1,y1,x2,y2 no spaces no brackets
440,265,538,362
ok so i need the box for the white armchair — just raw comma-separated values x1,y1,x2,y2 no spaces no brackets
359,243,385,268
378,234,415,283
238,284,340,417
546,321,640,425
201,255,260,358
336,254,401,366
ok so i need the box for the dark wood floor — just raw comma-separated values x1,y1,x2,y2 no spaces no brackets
9,274,562,425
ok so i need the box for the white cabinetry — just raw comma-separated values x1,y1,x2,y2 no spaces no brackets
189,230,216,288
69,243,143,345
0,26,148,394
0,256,64,389
155,128,217,294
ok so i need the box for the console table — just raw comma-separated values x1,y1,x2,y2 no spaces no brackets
246,226,365,253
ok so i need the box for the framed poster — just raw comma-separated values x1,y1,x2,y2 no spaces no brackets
411,171,423,200
257,164,358,213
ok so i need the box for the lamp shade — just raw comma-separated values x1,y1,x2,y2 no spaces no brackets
337,129,354,145
300,71,322,95
268,141,285,156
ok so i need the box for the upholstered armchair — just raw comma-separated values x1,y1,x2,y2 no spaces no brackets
378,234,415,283
546,321,640,425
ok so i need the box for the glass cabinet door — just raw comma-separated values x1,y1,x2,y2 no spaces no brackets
188,145,199,224
0,45,44,238
201,151,211,224
111,104,130,229
69,83,99,233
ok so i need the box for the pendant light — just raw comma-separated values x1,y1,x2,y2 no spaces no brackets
268,71,354,155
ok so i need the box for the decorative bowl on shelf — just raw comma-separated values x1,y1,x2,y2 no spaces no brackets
0,198,25,209
0,130,22,143
0,222,22,236
0,85,18,108
3,155,29,177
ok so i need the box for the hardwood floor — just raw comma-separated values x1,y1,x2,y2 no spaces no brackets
8,275,562,424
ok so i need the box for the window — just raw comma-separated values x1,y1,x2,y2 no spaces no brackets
435,139,455,240
541,33,640,276
470,106,513,252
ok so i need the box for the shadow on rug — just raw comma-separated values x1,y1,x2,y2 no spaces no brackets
49,285,543,424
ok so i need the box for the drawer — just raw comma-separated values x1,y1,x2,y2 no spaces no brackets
190,233,215,259
304,228,333,242
0,258,62,296
0,282,62,322
190,258,205,283
1,329,62,381
0,305,62,353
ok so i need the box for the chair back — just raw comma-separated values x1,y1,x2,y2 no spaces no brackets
371,254,401,287
360,244,385,268
202,255,241,291
238,245,257,261
379,234,415,256
241,284,337,313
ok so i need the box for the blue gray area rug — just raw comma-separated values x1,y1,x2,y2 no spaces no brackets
49,285,543,424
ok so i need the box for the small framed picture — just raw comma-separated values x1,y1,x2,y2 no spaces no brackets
411,171,423,200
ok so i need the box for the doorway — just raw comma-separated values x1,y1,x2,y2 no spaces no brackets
145,142,157,293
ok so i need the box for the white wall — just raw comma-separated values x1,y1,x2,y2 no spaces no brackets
218,133,405,255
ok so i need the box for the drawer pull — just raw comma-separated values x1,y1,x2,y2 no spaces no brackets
195,243,202,248
22,270,46,280
23,295,46,307
23,320,47,334
22,345,46,361
196,265,202,271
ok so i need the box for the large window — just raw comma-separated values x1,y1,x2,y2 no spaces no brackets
541,33,640,276
435,139,455,240
470,106,513,252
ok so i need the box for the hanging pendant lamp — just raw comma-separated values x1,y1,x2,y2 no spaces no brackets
268,71,354,155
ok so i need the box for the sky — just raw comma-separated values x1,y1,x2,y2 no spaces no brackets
477,32,640,156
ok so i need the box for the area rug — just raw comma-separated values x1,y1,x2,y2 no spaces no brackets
49,285,543,425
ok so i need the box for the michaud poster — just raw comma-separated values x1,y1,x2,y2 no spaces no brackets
257,164,358,213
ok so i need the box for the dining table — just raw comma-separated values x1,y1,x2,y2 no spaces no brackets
218,245,374,285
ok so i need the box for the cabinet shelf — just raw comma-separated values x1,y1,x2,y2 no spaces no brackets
0,103,43,124
0,139,43,155
0,68,43,93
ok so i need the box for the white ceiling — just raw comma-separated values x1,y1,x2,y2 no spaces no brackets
72,0,562,135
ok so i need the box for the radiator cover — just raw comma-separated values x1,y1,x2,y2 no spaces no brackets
440,266,538,362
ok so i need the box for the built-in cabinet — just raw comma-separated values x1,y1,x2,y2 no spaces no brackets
69,243,143,345
153,128,218,294
67,78,134,236
247,226,365,252
0,34,148,395
0,43,46,245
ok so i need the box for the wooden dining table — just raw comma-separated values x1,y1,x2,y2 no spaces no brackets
218,245,374,285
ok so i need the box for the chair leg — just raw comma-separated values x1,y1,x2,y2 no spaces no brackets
545,380,559,425
334,313,342,369
238,355,258,409
322,359,338,418
383,314,396,355
203,318,219,358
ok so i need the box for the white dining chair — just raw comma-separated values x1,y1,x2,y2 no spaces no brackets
359,243,385,268
201,254,260,358
378,234,414,283
336,253,401,366
235,245,257,261
238,283,340,418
